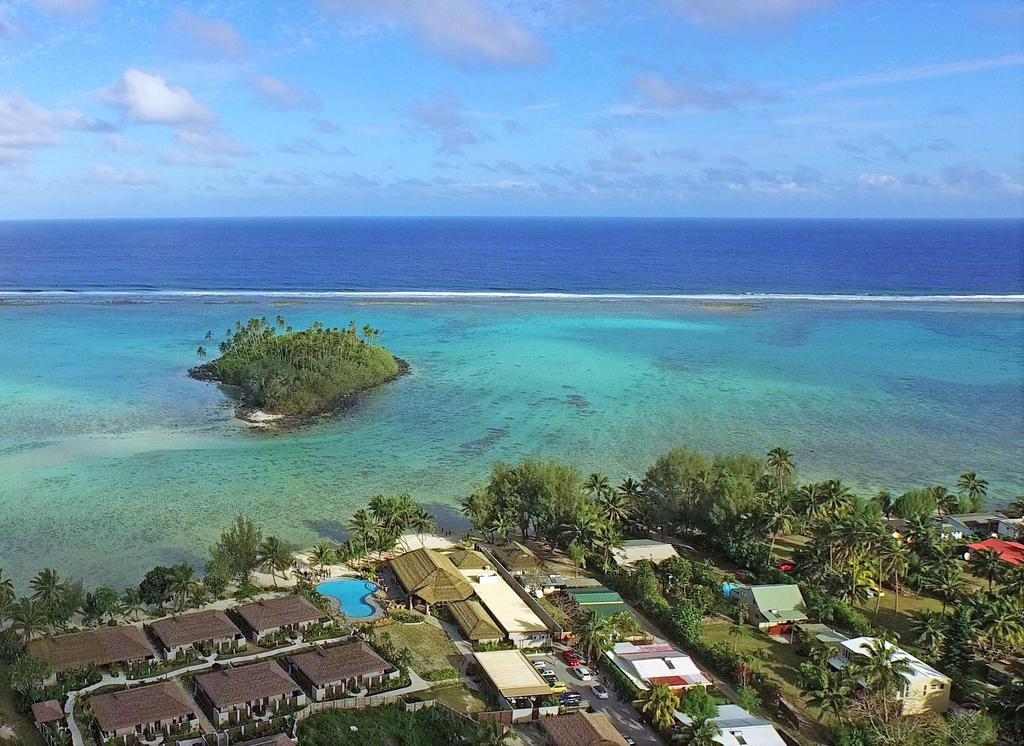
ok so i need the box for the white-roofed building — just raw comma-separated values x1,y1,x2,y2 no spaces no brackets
608,641,710,691
460,568,550,648
676,705,786,746
828,636,951,714
611,539,678,568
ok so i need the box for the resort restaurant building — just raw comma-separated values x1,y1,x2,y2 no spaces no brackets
147,609,247,660
194,661,307,725
389,548,473,613
539,711,630,746
285,642,397,701
88,681,198,744
231,595,329,643
473,650,555,718
28,626,157,684
829,637,951,715
460,569,551,648
449,600,504,646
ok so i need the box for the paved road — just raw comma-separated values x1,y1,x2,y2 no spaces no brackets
523,648,661,745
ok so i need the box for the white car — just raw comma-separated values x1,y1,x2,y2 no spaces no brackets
592,684,610,699
539,667,556,677
531,660,548,671
571,666,593,681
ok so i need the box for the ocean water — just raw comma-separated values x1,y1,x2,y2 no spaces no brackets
0,219,1021,589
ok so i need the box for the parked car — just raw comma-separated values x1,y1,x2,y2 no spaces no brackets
559,692,582,706
549,681,568,694
571,666,593,681
531,660,548,671
562,650,581,666
541,672,558,686
591,684,609,699
624,737,637,745
539,667,555,677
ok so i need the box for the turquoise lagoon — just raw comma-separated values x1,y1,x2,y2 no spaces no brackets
0,298,1021,588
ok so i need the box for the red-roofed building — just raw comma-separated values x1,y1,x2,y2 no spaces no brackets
969,539,1024,566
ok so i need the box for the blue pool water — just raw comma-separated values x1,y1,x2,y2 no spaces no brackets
318,579,379,618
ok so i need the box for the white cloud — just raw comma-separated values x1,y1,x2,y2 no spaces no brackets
628,73,777,112
667,0,835,30
807,53,1024,94
0,92,113,166
169,8,245,56
406,92,480,155
93,164,161,186
317,0,548,67
105,133,141,154
104,68,215,126
858,172,901,189
250,74,322,111
175,129,251,156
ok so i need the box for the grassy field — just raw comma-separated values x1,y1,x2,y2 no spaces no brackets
0,666,44,746
383,619,462,676
428,683,490,713
298,703,479,746
703,620,806,703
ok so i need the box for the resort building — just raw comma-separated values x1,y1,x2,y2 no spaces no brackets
446,548,490,570
829,636,951,715
675,705,786,746
88,681,198,744
968,538,1024,565
611,539,678,568
732,584,808,634
31,701,67,746
389,548,473,612
608,642,710,691
231,595,329,643
473,650,555,716
539,711,630,746
488,541,542,575
28,626,156,683
285,642,397,701
194,661,307,725
147,609,247,660
449,600,504,645
460,569,550,648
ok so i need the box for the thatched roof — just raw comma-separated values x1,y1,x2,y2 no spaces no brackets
389,548,472,605
491,541,540,572
449,600,502,641
446,548,489,570
233,595,327,632
540,712,630,746
148,610,243,650
196,662,301,708
287,642,393,686
89,682,196,733
28,626,155,673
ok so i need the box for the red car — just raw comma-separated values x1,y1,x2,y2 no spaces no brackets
562,650,582,666
777,563,796,572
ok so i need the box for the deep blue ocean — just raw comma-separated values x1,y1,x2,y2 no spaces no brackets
0,217,1021,294
0,217,1021,587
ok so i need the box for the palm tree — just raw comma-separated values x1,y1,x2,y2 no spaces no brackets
121,587,147,621
911,610,946,654
858,637,914,696
308,542,336,575
0,569,13,606
348,509,380,560
876,537,908,618
932,571,967,613
970,548,1003,591
728,624,743,652
803,667,852,721
637,684,679,730
585,473,611,498
575,613,614,662
487,513,515,544
196,345,207,359
258,537,294,587
408,507,436,547
766,447,796,490
168,565,196,611
979,598,1024,654
765,499,796,564
30,568,62,607
559,515,597,549
685,718,722,746
10,598,46,642
619,477,642,500
957,472,988,511
597,489,631,524
470,721,513,746
1009,495,1024,517
819,480,855,518
931,485,958,518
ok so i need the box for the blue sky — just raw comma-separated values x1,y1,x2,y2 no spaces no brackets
1,0,1022,218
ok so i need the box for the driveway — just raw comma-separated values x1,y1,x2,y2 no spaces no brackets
523,648,661,745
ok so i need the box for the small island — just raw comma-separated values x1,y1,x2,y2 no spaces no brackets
190,316,407,423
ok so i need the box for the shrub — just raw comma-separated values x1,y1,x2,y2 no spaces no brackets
423,667,459,682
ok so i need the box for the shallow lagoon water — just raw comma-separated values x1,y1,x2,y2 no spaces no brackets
0,297,1021,589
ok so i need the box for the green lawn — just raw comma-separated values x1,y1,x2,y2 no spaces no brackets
427,684,490,714
703,621,807,704
382,618,463,677
298,704,479,746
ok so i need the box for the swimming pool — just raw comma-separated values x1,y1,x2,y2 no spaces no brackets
317,579,379,618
